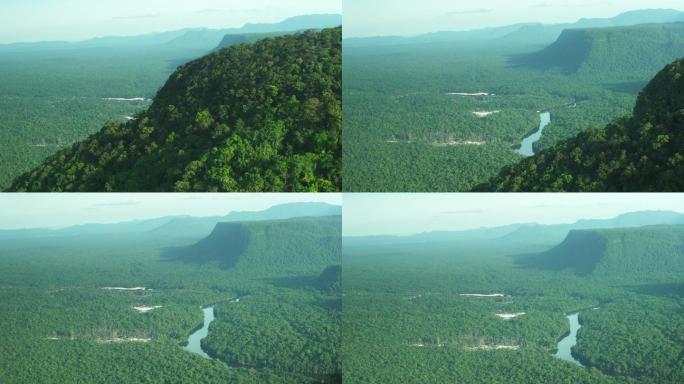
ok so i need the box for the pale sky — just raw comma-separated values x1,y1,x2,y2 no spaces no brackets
0,193,341,230
343,194,684,236
343,0,684,37
0,0,341,44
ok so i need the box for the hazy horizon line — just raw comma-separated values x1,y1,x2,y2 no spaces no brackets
343,209,684,238
343,7,684,39
0,12,341,46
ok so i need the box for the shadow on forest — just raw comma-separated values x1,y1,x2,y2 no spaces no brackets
264,276,341,307
159,223,249,268
508,251,593,276
604,80,648,94
505,51,584,74
509,251,547,270
158,243,241,269
265,275,318,290
625,282,684,297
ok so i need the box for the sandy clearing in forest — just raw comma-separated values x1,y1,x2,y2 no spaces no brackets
473,110,500,118
432,140,485,147
447,92,491,96
465,344,519,351
102,97,149,101
133,306,162,313
97,338,151,343
495,312,526,320
102,287,146,291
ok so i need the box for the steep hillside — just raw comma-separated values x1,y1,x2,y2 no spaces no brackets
8,27,341,192
476,56,684,191
521,226,684,280
168,216,341,273
513,23,684,77
317,265,341,293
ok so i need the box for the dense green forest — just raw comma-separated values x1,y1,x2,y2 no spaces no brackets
0,213,341,383
343,225,684,383
0,45,176,188
0,14,340,189
476,57,684,191
8,27,341,192
343,18,684,191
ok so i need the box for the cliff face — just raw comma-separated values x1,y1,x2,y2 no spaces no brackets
168,215,342,273
521,225,684,280
513,23,684,76
525,230,607,276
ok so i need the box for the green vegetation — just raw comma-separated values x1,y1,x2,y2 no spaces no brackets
317,265,342,294
8,27,341,192
514,23,684,77
169,216,341,273
0,211,341,383
343,20,684,191
476,57,684,191
524,226,684,279
343,223,684,383
204,289,340,380
0,45,183,188
0,14,340,189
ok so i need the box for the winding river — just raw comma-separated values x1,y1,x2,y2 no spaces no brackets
517,112,551,156
554,313,585,367
184,307,215,359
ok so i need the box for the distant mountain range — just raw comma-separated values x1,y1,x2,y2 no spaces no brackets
0,202,341,240
0,14,342,52
343,211,684,247
344,9,684,47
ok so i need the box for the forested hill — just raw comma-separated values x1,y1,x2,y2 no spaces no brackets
513,22,684,77
168,216,341,273
521,225,684,280
475,56,684,191
8,27,341,192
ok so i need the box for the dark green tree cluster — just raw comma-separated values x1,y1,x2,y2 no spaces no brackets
476,57,684,191
574,295,684,383
203,289,341,381
8,27,341,192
